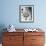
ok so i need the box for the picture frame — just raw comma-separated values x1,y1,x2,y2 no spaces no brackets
19,5,34,23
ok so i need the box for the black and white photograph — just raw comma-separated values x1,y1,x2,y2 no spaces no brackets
19,5,34,23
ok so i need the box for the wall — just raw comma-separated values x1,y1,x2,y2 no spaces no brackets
0,0,46,43
0,0,46,29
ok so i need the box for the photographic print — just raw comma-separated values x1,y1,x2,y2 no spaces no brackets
19,5,34,23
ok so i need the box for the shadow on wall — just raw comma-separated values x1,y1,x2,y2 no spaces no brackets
0,24,7,43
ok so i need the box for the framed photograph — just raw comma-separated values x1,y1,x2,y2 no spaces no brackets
19,5,34,23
